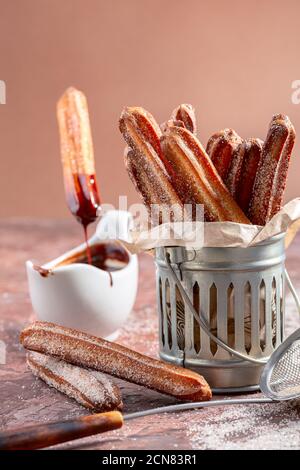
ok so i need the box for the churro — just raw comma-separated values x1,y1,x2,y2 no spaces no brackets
120,107,185,222
236,138,263,213
21,322,212,402
27,352,122,412
206,129,242,181
170,104,197,134
161,126,250,223
57,87,100,228
248,115,295,225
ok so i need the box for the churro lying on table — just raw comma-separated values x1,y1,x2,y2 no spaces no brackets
21,322,212,402
27,351,123,411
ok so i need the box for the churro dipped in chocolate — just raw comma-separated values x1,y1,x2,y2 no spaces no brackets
248,114,295,225
21,322,212,402
57,87,100,228
161,126,250,223
27,352,123,412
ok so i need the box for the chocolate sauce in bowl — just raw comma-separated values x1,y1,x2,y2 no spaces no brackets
54,241,130,286
34,242,129,286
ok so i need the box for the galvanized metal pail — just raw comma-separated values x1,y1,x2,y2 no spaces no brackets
155,234,286,393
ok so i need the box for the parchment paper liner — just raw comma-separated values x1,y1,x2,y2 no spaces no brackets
113,198,300,253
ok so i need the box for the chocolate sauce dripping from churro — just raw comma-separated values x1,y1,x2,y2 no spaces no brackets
65,173,100,267
83,225,92,266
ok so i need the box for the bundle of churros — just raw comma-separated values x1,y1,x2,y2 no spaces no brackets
21,322,212,411
119,105,295,226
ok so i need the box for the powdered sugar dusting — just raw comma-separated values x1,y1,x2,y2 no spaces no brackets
186,399,300,450
27,351,122,411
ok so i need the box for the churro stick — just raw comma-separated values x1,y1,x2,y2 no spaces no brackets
57,87,100,227
120,107,185,222
124,148,185,223
170,104,197,134
27,352,123,412
119,106,164,162
20,322,212,402
236,138,263,213
225,141,245,197
161,126,251,223
269,117,296,218
248,115,295,225
206,129,242,180
160,119,186,132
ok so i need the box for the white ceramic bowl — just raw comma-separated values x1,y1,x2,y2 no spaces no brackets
26,211,138,340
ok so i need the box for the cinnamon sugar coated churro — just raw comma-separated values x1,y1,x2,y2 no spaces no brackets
27,352,123,411
268,116,296,219
160,119,186,132
160,126,250,223
224,141,245,197
248,114,295,225
171,104,197,134
119,106,164,162
236,138,263,213
21,322,212,402
206,129,242,180
120,105,295,226
124,147,185,223
120,108,185,222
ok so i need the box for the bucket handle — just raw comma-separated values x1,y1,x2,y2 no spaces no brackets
164,250,300,365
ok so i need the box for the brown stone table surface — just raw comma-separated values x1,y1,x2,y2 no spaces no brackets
0,219,300,450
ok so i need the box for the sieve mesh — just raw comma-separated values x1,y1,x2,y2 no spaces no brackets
269,339,300,398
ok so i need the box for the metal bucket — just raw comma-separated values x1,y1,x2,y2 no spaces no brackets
155,233,286,393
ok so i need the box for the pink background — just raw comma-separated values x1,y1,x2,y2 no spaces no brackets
0,0,299,218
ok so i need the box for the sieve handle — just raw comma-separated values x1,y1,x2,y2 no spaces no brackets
164,251,265,365
0,411,123,450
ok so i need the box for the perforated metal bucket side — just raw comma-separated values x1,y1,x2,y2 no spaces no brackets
155,234,286,392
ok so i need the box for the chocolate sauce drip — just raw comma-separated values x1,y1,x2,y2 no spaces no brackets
65,173,100,265
33,266,53,278
66,173,100,227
